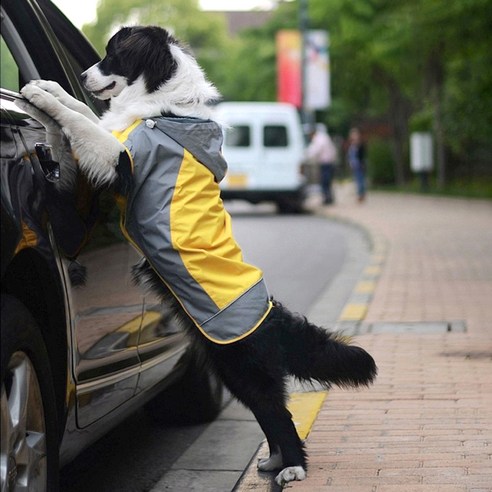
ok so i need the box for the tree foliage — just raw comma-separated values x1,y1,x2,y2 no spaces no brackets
307,0,492,184
82,0,491,185
82,0,228,66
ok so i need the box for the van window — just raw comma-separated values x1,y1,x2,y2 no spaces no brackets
264,125,288,147
225,125,250,147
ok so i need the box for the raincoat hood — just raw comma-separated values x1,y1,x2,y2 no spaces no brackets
153,116,227,182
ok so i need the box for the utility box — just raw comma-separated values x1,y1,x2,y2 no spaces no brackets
410,132,433,172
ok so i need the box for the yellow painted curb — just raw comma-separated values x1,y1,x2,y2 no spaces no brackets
355,280,376,294
287,392,328,440
339,303,368,321
363,265,382,276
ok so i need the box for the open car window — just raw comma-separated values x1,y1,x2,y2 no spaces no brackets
0,36,19,92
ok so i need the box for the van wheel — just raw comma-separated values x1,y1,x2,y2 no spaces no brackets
277,197,305,214
145,350,223,425
1,295,59,492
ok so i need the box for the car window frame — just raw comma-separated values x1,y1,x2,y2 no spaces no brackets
1,9,41,91
1,0,104,113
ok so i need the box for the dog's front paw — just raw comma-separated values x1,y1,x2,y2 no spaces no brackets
29,80,65,97
275,466,306,486
27,79,99,123
21,83,59,114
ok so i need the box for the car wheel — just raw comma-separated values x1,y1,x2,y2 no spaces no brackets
1,295,59,492
145,350,224,425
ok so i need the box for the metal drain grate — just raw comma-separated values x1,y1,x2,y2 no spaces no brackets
360,321,467,334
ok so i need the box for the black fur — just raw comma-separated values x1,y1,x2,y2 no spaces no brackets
133,258,377,475
97,26,178,92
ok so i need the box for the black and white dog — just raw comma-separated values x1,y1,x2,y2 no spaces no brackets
20,26,377,485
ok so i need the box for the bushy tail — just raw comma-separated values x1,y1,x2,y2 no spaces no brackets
278,306,377,388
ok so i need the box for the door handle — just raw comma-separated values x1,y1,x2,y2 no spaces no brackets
35,143,60,182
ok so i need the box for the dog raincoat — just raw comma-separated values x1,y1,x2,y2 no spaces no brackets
113,116,272,344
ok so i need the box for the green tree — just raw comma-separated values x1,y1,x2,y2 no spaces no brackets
308,0,492,186
211,1,299,102
80,0,491,186
82,0,228,79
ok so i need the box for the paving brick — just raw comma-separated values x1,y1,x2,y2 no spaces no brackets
285,186,492,492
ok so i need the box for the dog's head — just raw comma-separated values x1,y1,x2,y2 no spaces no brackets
81,26,180,100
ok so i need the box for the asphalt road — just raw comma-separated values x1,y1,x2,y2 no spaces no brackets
60,204,367,492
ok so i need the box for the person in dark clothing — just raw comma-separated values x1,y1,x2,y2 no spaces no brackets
347,127,366,202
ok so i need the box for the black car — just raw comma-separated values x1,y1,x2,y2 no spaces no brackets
1,1,223,490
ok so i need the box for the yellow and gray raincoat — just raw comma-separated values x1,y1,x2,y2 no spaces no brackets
113,116,272,344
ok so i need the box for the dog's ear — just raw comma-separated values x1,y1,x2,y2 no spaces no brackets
121,27,178,93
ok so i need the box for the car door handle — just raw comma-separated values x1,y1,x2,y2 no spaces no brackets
35,143,60,182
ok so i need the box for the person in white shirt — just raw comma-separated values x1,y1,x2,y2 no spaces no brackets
306,123,338,204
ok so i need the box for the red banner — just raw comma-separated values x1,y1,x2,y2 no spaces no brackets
276,29,330,110
276,30,302,108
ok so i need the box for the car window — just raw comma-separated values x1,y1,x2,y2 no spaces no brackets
225,125,251,147
0,36,19,91
264,125,288,147
36,0,106,114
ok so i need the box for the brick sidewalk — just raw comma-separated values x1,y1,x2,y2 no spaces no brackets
286,185,492,491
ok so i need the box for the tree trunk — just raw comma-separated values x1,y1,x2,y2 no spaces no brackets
372,67,412,186
433,85,446,188
427,49,447,188
388,83,412,186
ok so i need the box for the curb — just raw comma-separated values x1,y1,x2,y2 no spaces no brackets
336,230,387,336
315,206,388,336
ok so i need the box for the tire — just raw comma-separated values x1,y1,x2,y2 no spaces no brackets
276,192,306,214
145,349,223,425
1,295,59,492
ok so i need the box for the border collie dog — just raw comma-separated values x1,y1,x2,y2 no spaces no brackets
20,26,377,485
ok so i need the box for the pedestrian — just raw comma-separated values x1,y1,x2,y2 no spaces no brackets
305,123,338,205
347,127,367,202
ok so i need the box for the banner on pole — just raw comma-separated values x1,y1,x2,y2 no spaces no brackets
305,30,330,110
276,29,330,110
276,30,302,108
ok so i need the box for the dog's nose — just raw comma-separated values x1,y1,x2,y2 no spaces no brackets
80,71,87,84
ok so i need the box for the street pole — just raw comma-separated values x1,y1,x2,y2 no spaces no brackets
299,0,313,131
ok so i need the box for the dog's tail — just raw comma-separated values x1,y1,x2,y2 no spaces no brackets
277,304,377,388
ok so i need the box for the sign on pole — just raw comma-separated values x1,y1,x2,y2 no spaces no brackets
276,29,330,110
305,30,330,110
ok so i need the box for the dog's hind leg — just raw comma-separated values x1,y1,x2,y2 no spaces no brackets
216,368,307,483
252,404,306,470
205,323,308,485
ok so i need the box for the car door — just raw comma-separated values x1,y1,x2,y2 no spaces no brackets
1,0,144,427
26,0,190,403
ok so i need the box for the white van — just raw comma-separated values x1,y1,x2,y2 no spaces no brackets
215,102,307,213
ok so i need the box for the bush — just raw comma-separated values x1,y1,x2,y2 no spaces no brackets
367,138,396,185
